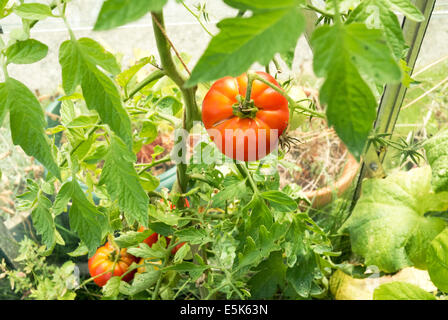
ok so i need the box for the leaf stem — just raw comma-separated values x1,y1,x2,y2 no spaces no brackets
248,71,325,119
151,10,201,206
332,0,342,25
137,155,171,175
234,160,259,195
124,69,165,102
179,0,214,37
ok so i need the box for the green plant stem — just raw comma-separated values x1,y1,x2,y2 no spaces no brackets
151,11,201,207
243,72,255,106
272,56,282,73
137,155,171,175
124,69,165,102
179,0,214,37
152,244,176,300
234,161,259,195
332,0,342,25
248,71,325,119
306,4,333,18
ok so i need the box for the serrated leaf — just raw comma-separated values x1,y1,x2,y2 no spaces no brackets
59,40,84,96
212,178,247,207
59,39,132,146
127,242,166,259
424,130,448,193
156,96,182,116
347,0,405,59
125,270,160,295
65,181,105,256
116,57,152,88
99,135,149,227
174,227,212,245
238,225,281,270
114,230,153,248
373,282,436,300
67,242,89,257
53,180,74,216
102,276,121,297
386,0,424,22
248,251,286,299
260,190,297,212
426,229,448,292
312,23,401,85
94,0,168,31
31,193,56,249
81,62,133,147
0,78,60,179
163,262,209,281
185,7,304,87
286,249,317,298
13,3,55,20
77,38,121,75
6,39,48,64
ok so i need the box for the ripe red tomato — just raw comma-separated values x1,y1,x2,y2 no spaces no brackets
202,71,289,161
88,242,138,287
138,226,160,248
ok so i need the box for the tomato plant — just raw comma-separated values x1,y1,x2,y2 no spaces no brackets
202,72,289,161
88,242,138,287
0,0,445,303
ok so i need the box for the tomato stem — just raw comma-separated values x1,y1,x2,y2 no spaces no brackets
250,72,325,119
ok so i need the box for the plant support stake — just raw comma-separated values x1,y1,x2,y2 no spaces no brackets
350,0,437,208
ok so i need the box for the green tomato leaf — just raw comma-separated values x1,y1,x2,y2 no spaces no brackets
116,56,153,88
59,40,84,96
373,282,436,300
342,166,448,273
185,7,304,87
31,193,56,249
120,269,160,295
13,3,55,20
174,227,212,245
312,23,401,85
64,181,105,256
163,262,209,281
237,225,281,270
99,135,149,227
386,0,424,22
127,242,166,259
311,22,401,159
94,0,168,31
248,251,286,299
102,276,121,297
426,229,448,292
59,39,132,146
6,39,48,64
286,249,318,298
77,38,121,75
347,0,405,59
81,62,132,147
114,230,154,248
424,130,448,193
0,78,60,179
260,190,297,212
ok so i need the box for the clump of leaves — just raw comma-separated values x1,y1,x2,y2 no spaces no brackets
0,237,78,300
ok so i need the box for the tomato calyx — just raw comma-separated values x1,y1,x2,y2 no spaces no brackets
232,96,258,119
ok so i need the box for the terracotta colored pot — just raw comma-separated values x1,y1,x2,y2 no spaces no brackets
302,153,360,209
